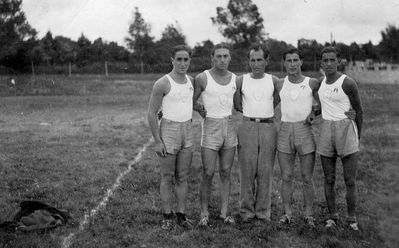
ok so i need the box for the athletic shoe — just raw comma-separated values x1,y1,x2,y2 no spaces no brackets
161,218,173,230
325,219,337,228
304,216,316,228
279,214,293,224
198,216,210,227
349,222,360,231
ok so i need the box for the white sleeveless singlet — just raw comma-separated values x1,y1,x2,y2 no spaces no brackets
241,73,275,118
318,74,352,121
279,76,313,122
161,74,193,122
201,70,236,118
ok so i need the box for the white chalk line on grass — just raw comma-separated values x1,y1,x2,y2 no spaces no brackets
61,138,153,248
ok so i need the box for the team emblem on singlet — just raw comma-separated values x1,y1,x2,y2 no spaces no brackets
323,89,337,101
177,87,193,102
219,94,230,106
323,89,332,100
323,86,340,101
290,89,299,100
253,91,264,101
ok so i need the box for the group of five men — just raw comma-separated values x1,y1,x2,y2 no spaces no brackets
147,43,363,231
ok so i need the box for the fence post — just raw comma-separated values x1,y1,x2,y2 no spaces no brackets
105,61,108,76
31,61,35,75
69,62,72,77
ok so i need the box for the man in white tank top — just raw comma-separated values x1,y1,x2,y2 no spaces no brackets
274,48,321,227
233,44,280,223
148,45,195,230
317,47,363,231
193,43,237,227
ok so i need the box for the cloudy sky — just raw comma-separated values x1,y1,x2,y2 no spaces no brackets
22,0,399,47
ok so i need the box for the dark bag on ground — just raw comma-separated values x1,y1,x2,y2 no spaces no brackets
0,201,72,232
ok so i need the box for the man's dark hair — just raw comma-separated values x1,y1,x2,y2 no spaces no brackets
248,43,270,59
283,48,303,60
211,43,231,56
321,46,340,58
171,45,192,58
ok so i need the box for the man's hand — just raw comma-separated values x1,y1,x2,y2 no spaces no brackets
198,106,207,118
311,104,321,116
157,111,163,120
194,104,207,118
305,111,315,125
154,141,167,157
345,109,356,120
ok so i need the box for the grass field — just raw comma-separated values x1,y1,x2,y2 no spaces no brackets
0,74,398,248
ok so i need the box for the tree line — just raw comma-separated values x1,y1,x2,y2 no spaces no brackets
1,0,399,74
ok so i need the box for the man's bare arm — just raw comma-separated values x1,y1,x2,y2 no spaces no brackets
272,75,282,109
342,77,363,139
193,72,207,118
147,78,169,156
233,75,243,113
303,77,322,125
310,77,322,116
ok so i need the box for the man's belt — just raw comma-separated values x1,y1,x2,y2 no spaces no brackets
243,116,274,123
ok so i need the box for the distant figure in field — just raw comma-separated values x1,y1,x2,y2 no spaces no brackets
233,44,280,223
147,45,195,230
193,43,237,227
274,48,320,227
317,46,363,231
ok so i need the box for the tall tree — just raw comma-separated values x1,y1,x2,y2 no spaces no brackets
105,41,129,62
191,40,214,72
211,0,265,48
76,34,92,67
41,31,56,65
159,23,186,45
155,23,187,64
53,36,78,64
298,39,323,71
91,38,106,61
193,40,214,57
0,0,37,69
379,24,399,63
349,42,366,61
125,7,154,73
361,41,378,60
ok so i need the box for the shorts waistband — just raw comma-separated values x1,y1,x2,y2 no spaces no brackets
281,120,307,125
162,118,192,123
322,118,351,123
243,116,274,123
205,115,233,120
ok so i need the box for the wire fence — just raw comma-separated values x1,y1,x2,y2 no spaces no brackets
2,58,397,97
0,60,323,76
0,59,324,97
